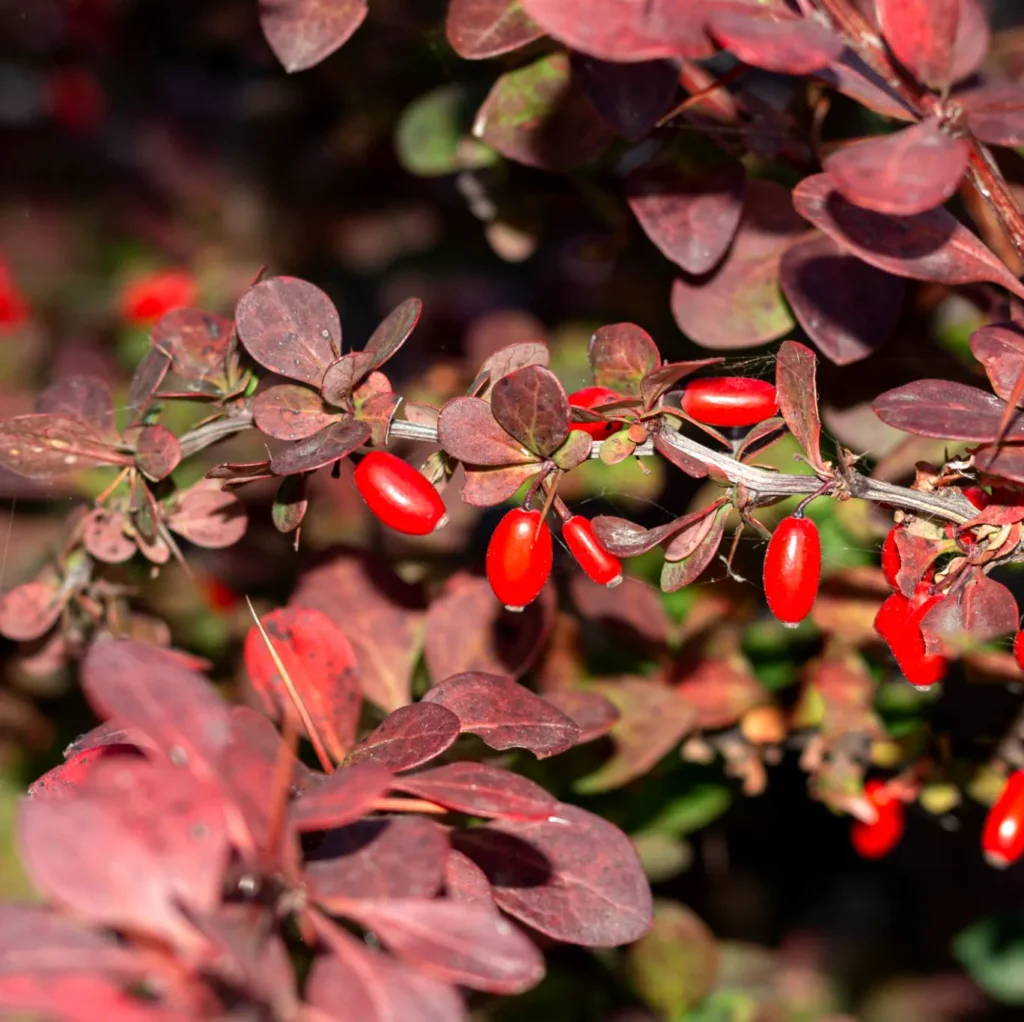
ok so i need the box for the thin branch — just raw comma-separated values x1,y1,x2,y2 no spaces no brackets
178,412,255,458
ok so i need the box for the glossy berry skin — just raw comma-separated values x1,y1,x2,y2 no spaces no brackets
568,386,621,440
874,589,948,690
486,508,553,612
851,779,905,859
982,771,1024,868
881,527,901,589
563,516,622,587
763,514,821,627
354,452,447,536
1014,631,1024,672
681,377,779,429
963,486,990,510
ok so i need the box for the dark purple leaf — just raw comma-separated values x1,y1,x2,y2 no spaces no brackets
0,581,63,642
364,297,422,369
346,703,461,772
289,762,392,832
151,307,234,387
593,502,726,558
343,899,545,994
589,323,661,398
35,376,115,437
462,463,541,507
0,414,131,479
446,0,544,59
542,689,620,743
253,384,337,441
824,119,968,216
664,506,727,561
134,425,181,482
423,671,580,758
473,52,613,172
320,351,377,407
166,479,248,548
307,816,448,901
660,505,727,592
792,174,1024,301
776,340,827,472
780,232,904,364
454,802,652,946
962,84,1024,147
877,0,959,89
491,365,570,458
438,396,538,466
393,762,557,821
974,443,1024,482
627,157,746,275
969,322,1024,403
572,55,679,140
259,0,367,73
475,342,550,401
445,849,496,910
269,418,370,475
921,571,1019,653
872,380,1024,440
235,276,341,385
708,7,843,74
127,346,171,424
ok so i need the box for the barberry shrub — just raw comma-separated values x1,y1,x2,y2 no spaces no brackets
3,0,1024,1018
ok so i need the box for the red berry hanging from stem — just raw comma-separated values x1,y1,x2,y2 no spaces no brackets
763,511,821,627
851,779,905,859
354,451,448,536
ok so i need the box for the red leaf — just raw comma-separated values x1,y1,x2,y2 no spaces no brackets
134,424,182,481
453,803,652,946
343,899,545,994
592,504,723,559
235,276,341,384
166,479,248,548
448,0,541,59
423,671,580,758
445,849,496,910
921,571,1019,653
474,341,550,400
306,932,467,1022
0,974,191,1022
542,689,620,744
671,179,805,349
589,322,661,398
269,418,370,476
0,581,63,642
243,606,361,762
824,120,968,216
962,84,1024,148
83,508,137,563
393,762,557,821
776,340,827,472
673,657,765,729
569,573,673,645
259,0,367,74
792,174,1024,301
626,156,746,275
127,346,172,424
708,7,843,74
27,744,141,800
491,365,570,458
19,758,229,953
292,551,426,712
660,505,727,592
813,51,918,121
462,463,543,507
520,0,713,62
35,375,115,437
0,414,131,479
252,383,337,441
779,233,904,365
437,396,537,467
877,0,960,89
572,55,679,141
307,816,448,901
151,307,234,388
289,762,392,832
346,702,461,772
969,322,1024,403
872,380,1024,441
320,351,376,406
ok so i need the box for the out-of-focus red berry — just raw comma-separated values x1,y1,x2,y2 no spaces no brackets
982,771,1024,868
851,779,904,859
119,269,197,325
47,68,105,133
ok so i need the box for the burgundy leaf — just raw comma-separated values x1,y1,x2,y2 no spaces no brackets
894,528,943,596
775,340,827,472
243,605,362,762
473,52,613,173
134,425,181,482
949,0,990,83
921,571,1019,653
437,396,537,466
572,55,679,140
813,51,918,121
423,671,580,758
626,157,746,275
969,322,1024,403
490,364,570,458
664,506,726,562
872,380,1024,441
453,802,652,946
541,689,620,743
320,351,376,407
235,276,341,384
343,899,545,994
393,762,557,821
151,307,234,387
461,463,541,507
352,372,400,447
824,120,968,216
520,0,714,62
127,346,171,424
0,974,191,1022
292,551,426,712
27,744,141,800
259,0,367,74
445,849,497,910
569,573,673,646
962,84,1024,148
475,341,550,401
446,0,544,60
591,509,721,558
346,703,461,772
792,174,1024,301
289,762,392,832
166,479,248,548
253,384,337,441
589,322,661,398
307,816,447,901
877,0,960,89
19,758,228,952
973,444,1024,481
671,179,805,349
0,414,131,479
707,7,843,74
551,429,593,471
653,431,709,478
364,297,422,369
660,506,727,592
269,418,370,475
779,232,904,364
0,581,63,642
35,375,115,437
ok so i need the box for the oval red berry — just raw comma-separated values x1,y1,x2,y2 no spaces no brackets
881,527,901,589
851,779,904,859
763,514,821,626
982,770,1024,868
563,515,622,587
354,451,447,536
681,377,779,429
1014,631,1024,672
568,386,621,441
486,508,552,611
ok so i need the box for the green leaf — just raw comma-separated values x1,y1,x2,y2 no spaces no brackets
638,785,732,838
954,914,1024,1005
395,84,498,177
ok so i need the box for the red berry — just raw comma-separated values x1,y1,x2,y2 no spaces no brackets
963,486,989,510
568,386,621,440
120,269,197,325
1015,631,1024,672
851,779,904,859
874,589,947,690
486,508,552,612
881,527,901,589
681,377,779,429
354,452,447,536
763,514,821,627
982,771,1024,868
563,515,622,587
